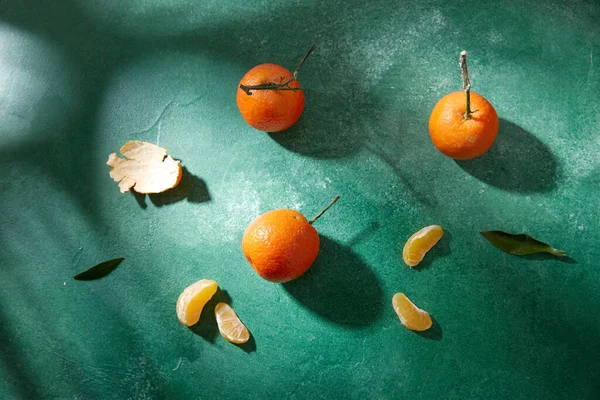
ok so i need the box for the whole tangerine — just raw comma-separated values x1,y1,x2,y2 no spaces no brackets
241,195,339,283
236,64,304,132
236,44,315,133
429,51,499,160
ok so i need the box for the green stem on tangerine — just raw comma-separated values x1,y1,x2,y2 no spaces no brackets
309,195,340,225
459,50,479,120
239,43,316,96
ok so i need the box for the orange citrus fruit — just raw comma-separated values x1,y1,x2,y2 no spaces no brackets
392,293,432,331
176,279,218,326
242,209,319,283
429,91,498,160
215,303,250,344
402,225,444,267
236,63,305,132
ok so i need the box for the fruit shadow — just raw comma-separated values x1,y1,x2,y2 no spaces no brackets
411,231,452,271
131,167,210,209
456,119,560,193
267,88,367,159
283,236,384,327
415,316,442,341
189,289,231,344
188,289,256,353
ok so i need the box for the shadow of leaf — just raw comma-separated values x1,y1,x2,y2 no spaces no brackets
521,253,577,264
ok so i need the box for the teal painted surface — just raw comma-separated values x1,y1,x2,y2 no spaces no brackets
1,0,599,398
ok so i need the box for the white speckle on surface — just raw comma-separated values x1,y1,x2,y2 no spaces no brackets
220,174,261,241
63,282,66,286
353,8,446,86
560,134,600,178
578,225,584,231
172,357,182,371
569,213,575,218
488,30,505,44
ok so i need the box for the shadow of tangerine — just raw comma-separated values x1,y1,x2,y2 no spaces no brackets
456,119,559,193
268,88,365,159
283,236,383,327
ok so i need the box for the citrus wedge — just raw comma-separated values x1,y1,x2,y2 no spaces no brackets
176,279,218,326
215,303,250,344
392,293,432,331
402,225,444,267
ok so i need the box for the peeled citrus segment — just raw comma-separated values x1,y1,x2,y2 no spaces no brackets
392,293,432,331
402,225,444,267
107,140,182,194
215,303,250,344
176,279,218,326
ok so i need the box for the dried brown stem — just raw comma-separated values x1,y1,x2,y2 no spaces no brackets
240,43,316,96
309,195,340,225
458,50,478,119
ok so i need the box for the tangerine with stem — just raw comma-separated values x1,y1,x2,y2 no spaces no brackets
242,195,340,283
236,44,316,133
429,51,499,160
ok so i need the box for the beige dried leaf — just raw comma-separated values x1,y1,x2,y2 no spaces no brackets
107,140,182,194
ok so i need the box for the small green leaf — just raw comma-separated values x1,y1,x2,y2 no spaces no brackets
73,258,125,281
480,231,567,257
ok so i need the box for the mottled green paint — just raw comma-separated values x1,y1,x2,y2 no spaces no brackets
1,0,599,399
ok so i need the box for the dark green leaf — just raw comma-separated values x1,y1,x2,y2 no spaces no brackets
480,231,567,257
73,258,125,280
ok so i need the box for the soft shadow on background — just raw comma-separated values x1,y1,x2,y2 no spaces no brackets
189,289,256,353
411,231,452,271
457,119,560,192
267,90,368,158
347,221,380,248
521,253,577,264
190,289,232,344
3,0,599,398
416,316,443,340
283,236,383,327
132,167,210,209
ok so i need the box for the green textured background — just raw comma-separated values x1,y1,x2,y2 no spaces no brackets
1,0,599,398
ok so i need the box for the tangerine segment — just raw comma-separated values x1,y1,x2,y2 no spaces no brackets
176,280,218,326
402,225,444,267
392,293,432,331
215,303,250,344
